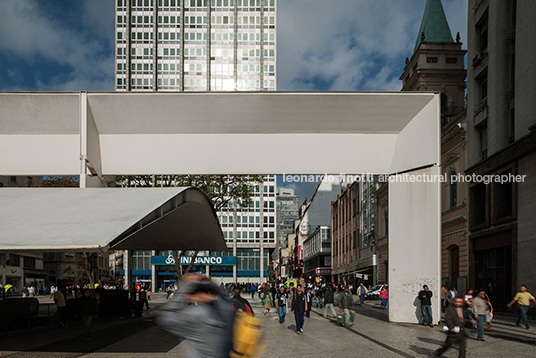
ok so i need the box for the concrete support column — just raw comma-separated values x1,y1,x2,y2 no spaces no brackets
123,249,130,289
232,200,238,283
151,250,156,291
259,182,264,283
0,253,7,286
388,166,441,324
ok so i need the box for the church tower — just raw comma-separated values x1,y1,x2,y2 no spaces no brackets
400,0,466,124
400,0,469,293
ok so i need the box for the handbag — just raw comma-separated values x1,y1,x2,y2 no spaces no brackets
486,311,493,322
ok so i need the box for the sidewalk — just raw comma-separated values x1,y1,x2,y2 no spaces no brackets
349,297,536,345
2,293,534,358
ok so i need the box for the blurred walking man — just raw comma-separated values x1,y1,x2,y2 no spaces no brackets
434,297,472,358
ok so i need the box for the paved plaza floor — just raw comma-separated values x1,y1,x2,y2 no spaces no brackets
0,293,534,357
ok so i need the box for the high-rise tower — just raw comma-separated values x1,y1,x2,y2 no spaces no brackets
115,0,276,92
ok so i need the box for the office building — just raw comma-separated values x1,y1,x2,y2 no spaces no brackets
115,0,278,287
115,0,276,91
466,0,536,307
275,187,299,247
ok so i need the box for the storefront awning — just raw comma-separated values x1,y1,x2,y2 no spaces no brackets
0,187,226,252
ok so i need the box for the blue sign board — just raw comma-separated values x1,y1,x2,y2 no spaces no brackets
151,255,237,266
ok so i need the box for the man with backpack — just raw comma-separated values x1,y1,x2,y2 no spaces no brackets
232,286,254,315
158,274,263,358
250,284,256,299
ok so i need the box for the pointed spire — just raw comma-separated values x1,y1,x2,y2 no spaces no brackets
414,0,454,53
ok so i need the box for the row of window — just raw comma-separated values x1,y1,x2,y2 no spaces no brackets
118,0,276,8
118,14,274,25
117,78,275,87
121,70,274,78
425,56,458,64
219,215,275,224
223,231,275,239
120,46,275,58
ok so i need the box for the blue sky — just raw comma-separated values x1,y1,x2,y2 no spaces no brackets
0,0,468,200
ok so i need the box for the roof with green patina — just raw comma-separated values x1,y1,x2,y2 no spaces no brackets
414,0,454,52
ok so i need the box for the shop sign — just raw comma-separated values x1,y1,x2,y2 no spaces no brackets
355,255,376,269
316,268,331,275
151,255,237,266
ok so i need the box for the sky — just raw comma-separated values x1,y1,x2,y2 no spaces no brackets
0,0,468,200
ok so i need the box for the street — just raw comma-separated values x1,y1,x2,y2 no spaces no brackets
0,292,534,357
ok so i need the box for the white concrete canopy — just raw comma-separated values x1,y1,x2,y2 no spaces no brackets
0,187,226,252
0,92,439,177
0,91,441,324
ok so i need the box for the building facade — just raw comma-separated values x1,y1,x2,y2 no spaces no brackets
332,180,378,287
276,187,299,248
214,175,277,283
400,0,468,293
302,226,331,282
122,175,277,287
115,0,276,91
331,182,359,284
272,187,299,279
115,0,278,287
466,0,536,308
374,182,388,284
0,253,45,294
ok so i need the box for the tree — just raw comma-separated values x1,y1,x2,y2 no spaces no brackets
77,253,97,287
117,175,263,280
41,176,79,187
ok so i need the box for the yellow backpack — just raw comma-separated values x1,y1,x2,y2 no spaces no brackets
230,310,265,358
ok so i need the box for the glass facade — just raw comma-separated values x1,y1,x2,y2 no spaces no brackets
131,250,152,270
217,175,277,246
276,188,299,247
115,0,276,91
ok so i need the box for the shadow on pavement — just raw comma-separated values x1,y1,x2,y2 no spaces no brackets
351,304,389,323
484,330,536,346
408,344,436,356
287,324,296,332
0,319,181,354
417,336,447,346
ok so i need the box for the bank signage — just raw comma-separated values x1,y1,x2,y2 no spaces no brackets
151,255,237,266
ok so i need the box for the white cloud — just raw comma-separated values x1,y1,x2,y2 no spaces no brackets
0,0,114,90
277,0,467,91
0,0,467,92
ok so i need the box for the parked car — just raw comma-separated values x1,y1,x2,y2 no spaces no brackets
367,284,387,300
